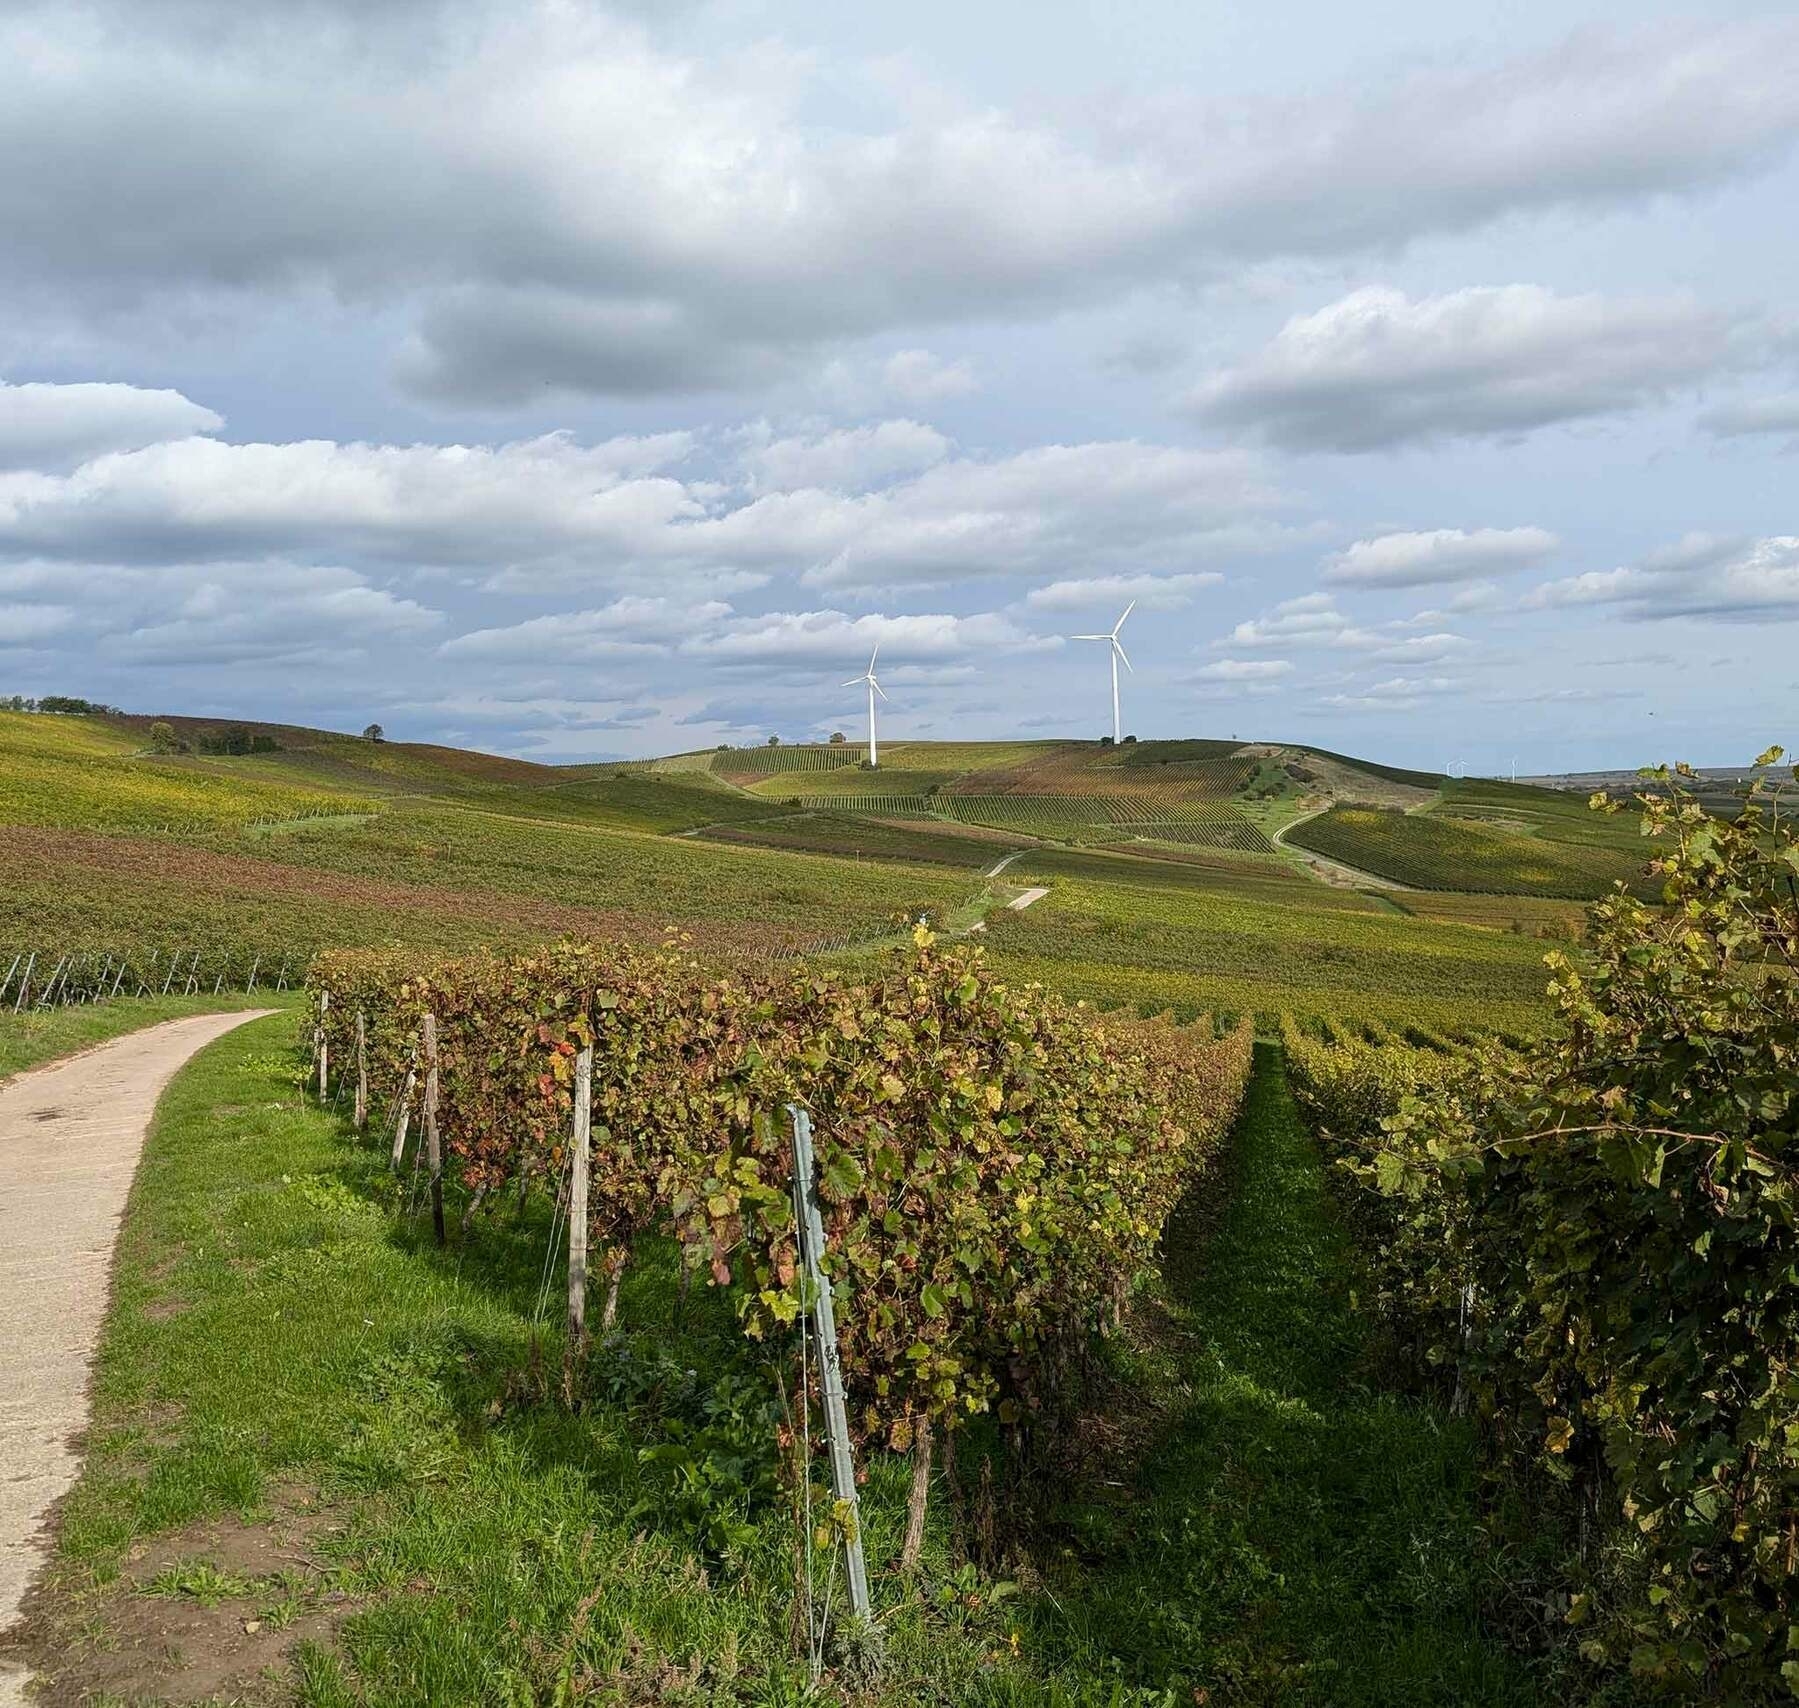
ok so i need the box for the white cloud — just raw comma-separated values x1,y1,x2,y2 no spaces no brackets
1192,658,1292,681
0,557,442,669
680,608,1052,666
0,379,220,472
1187,286,1738,450
737,420,952,493
1324,525,1558,588
1025,571,1223,613
0,414,1280,598
1371,632,1472,665
442,596,734,661
1323,674,1459,710
3,11,1796,398
1525,533,1799,622
880,350,977,404
1220,592,1381,651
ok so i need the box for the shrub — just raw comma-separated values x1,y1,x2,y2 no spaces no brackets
1313,753,1799,1697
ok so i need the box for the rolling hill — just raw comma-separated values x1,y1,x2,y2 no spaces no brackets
0,711,1658,1034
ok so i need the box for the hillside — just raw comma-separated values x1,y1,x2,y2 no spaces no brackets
0,711,1655,1034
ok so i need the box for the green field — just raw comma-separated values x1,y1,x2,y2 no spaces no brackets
1287,803,1654,898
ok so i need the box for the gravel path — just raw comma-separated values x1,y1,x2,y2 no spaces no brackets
0,1010,274,1708
1006,885,1050,910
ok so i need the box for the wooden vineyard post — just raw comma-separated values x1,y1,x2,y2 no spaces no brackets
564,1044,593,1399
423,1011,445,1247
353,1010,368,1132
390,1048,419,1171
316,989,330,1101
12,951,34,1013
787,1103,872,1625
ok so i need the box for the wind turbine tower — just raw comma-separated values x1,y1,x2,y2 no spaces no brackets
842,644,888,767
1072,601,1135,744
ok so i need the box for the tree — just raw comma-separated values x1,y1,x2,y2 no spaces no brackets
147,720,179,754
766,735,780,747
362,723,385,742
829,731,847,744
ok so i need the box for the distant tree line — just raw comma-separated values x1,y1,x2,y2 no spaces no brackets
3,694,122,714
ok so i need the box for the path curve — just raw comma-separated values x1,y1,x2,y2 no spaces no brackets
1272,809,1414,893
0,1009,275,1708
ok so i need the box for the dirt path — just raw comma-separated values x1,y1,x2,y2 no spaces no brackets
1006,885,1049,910
0,1009,275,1708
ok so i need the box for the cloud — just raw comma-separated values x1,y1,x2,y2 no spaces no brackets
679,608,1053,667
1323,674,1459,710
1700,393,1799,440
0,379,220,472
1220,592,1382,651
1191,658,1292,681
1025,571,1223,613
0,556,441,669
1187,285,1738,450
3,10,1796,398
1370,632,1473,665
1324,525,1558,588
441,595,734,661
737,420,952,493
879,350,977,404
0,412,1280,598
1525,533,1799,622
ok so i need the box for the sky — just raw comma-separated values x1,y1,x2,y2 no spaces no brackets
0,0,1795,772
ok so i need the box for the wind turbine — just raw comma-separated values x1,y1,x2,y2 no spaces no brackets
1072,601,1135,744
842,644,888,767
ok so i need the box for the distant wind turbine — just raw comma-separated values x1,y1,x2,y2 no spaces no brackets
1072,601,1135,744
842,644,888,767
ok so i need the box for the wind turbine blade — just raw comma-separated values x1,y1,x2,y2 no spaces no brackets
841,676,865,688
1113,640,1133,673
1071,633,1108,641
1112,599,1136,636
873,680,889,701
868,643,880,672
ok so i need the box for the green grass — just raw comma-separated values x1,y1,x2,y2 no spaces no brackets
1286,806,1653,900
1015,1043,1547,1703
981,869,1551,1034
24,1023,1553,1704
0,991,297,1081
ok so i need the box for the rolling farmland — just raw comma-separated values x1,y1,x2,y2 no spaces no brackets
0,712,1656,1033
1286,803,1654,898
4,708,1741,1708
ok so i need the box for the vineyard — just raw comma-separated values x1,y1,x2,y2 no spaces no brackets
698,812,1025,868
1286,804,1655,898
309,930,1255,1566
711,744,862,777
1275,757,1799,1700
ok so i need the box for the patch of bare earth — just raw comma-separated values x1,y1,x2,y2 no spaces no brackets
9,1492,354,1707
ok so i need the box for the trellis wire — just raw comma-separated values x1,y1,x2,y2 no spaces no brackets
0,947,300,1010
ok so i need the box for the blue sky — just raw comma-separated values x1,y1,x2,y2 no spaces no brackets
0,0,1794,771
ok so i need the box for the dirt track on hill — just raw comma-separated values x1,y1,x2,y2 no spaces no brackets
0,1010,273,1708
